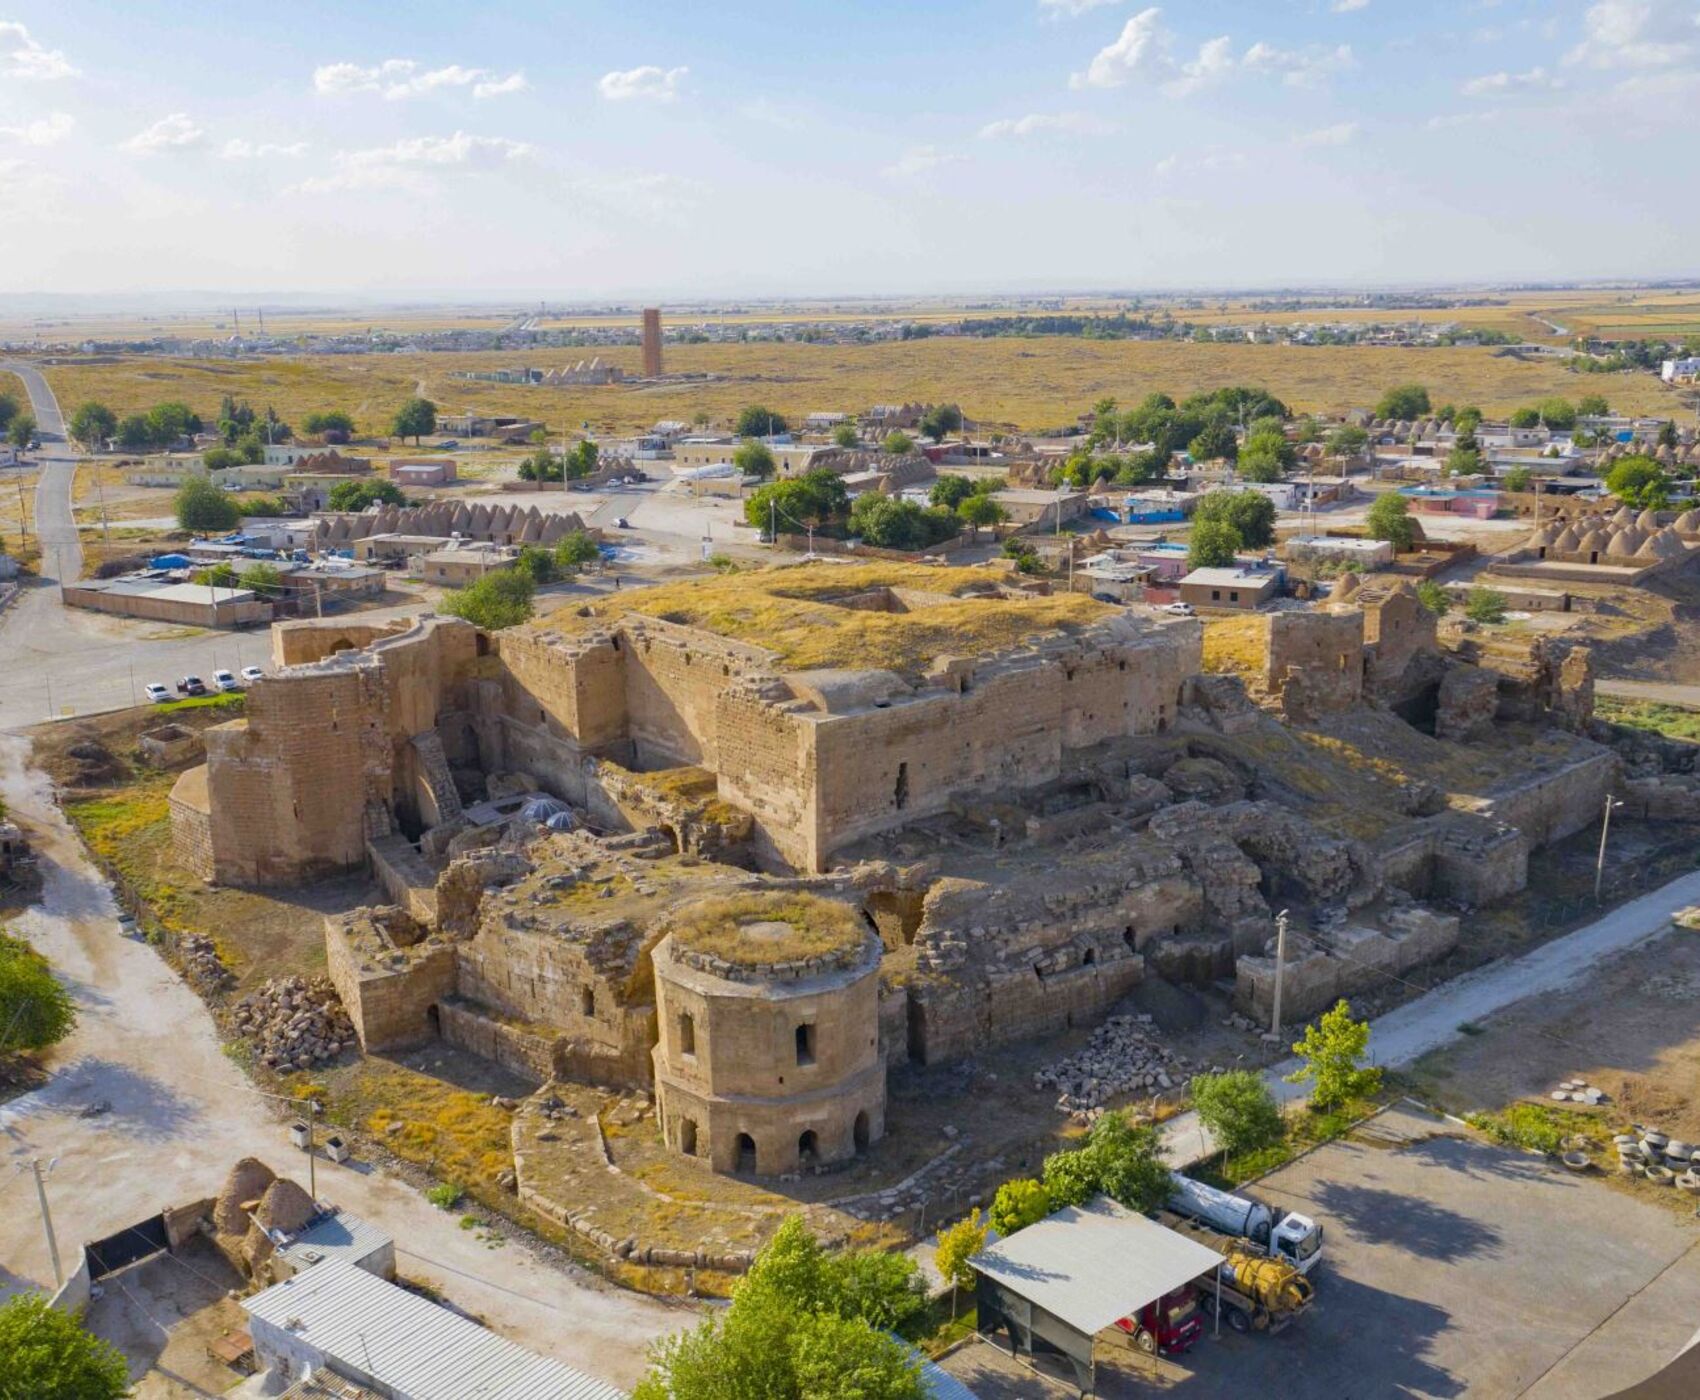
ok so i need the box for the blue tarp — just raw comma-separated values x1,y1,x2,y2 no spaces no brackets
150,554,192,568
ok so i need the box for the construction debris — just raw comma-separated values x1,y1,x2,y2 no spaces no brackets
233,976,356,1072
1033,1014,1195,1117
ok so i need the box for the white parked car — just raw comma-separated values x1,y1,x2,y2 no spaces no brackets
1160,601,1196,616
144,683,172,704
212,669,241,692
240,665,264,683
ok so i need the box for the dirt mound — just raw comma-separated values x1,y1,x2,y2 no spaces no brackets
61,737,126,787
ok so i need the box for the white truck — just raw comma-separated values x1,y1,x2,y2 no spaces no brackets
1167,1173,1324,1275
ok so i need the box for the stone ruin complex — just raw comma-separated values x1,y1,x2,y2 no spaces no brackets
166,563,1660,1178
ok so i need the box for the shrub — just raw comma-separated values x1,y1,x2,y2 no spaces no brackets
441,570,535,631
735,405,787,437
1365,493,1417,552
1187,518,1240,569
1193,489,1275,548
0,1292,129,1400
933,1208,987,1316
426,1181,464,1210
989,1178,1051,1237
0,934,77,1058
1416,580,1450,616
1041,1113,1170,1214
734,439,777,481
1375,384,1431,420
883,430,915,455
174,477,239,533
1465,587,1508,625
553,530,602,571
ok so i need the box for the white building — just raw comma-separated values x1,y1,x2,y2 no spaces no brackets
243,1258,626,1399
1662,358,1700,384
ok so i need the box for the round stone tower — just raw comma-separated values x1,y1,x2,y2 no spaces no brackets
651,892,885,1176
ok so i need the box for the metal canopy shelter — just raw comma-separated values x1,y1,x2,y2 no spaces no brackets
969,1197,1224,1395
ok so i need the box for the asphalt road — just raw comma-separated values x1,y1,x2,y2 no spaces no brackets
1596,678,1700,708
0,733,682,1390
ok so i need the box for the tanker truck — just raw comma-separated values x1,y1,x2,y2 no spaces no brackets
1166,1173,1324,1275
1156,1209,1316,1335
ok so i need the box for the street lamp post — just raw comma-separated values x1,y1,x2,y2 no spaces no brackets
1270,908,1290,1037
1595,796,1624,903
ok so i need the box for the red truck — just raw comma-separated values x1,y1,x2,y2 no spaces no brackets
1114,1285,1204,1356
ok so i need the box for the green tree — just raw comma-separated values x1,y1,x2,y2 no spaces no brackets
174,477,240,532
929,475,976,509
0,391,16,428
1187,518,1240,569
1002,537,1042,574
1444,445,1482,477
0,934,77,1060
1658,420,1679,450
1190,1070,1283,1159
1509,407,1541,429
1193,489,1276,548
989,1178,1051,1238
1453,406,1483,436
1186,420,1237,463
882,430,915,455
1606,456,1669,508
0,1292,130,1400
1042,1114,1171,1214
553,530,602,572
1325,425,1369,457
733,439,777,481
441,569,535,630
202,447,241,471
239,562,282,593
1416,579,1451,616
1286,999,1380,1111
192,562,238,588
8,414,36,450
920,404,963,442
1536,397,1577,431
849,496,960,550
515,545,557,585
1366,492,1417,552
735,405,787,437
116,415,154,451
789,1313,923,1400
1502,466,1533,492
745,470,851,535
957,493,1006,538
1374,384,1431,420
68,401,117,447
327,478,405,512
146,401,201,443
517,448,561,483
1576,394,1609,418
391,396,437,444
304,410,356,436
1465,586,1508,625
933,1208,987,1319
832,423,859,449
1237,428,1293,483
234,431,266,464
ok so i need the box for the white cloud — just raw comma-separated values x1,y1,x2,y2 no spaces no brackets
1566,0,1700,68
121,113,205,155
1295,121,1358,146
221,137,309,160
1153,146,1244,176
296,130,532,193
313,58,527,100
1332,0,1371,11
883,145,961,178
978,111,1113,139
1072,7,1171,88
0,22,75,80
1039,0,1125,15
597,65,688,102
0,111,71,145
1461,66,1565,96
1165,34,1235,96
1241,40,1356,88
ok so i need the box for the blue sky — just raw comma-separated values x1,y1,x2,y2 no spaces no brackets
0,1,1693,298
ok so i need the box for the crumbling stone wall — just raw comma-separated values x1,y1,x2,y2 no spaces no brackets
1234,905,1459,1023
1266,611,1365,721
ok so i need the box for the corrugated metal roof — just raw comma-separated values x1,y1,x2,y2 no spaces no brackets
968,1198,1221,1336
277,1209,392,1272
915,1350,980,1400
243,1259,626,1400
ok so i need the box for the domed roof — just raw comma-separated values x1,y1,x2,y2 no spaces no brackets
1531,522,1561,548
1653,530,1688,559
1637,508,1663,531
1610,527,1644,556
1611,506,1637,527
1553,525,1581,551
1675,509,1700,535
1577,529,1609,553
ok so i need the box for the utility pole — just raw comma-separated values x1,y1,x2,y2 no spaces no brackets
1270,908,1290,1037
26,1158,63,1287
306,1101,319,1201
1595,796,1623,903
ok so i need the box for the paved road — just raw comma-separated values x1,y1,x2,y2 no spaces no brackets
1597,678,1700,709
1159,867,1700,1166
0,734,680,1390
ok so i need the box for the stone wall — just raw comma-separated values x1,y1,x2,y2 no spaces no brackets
1266,611,1365,721
1478,747,1618,848
1234,906,1459,1023
438,998,558,1084
324,914,458,1052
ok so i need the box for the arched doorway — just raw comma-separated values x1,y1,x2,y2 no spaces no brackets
853,1111,870,1155
798,1130,819,1165
426,1004,441,1038
679,1119,698,1157
735,1132,757,1174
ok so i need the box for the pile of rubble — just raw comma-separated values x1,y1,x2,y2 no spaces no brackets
233,976,356,1072
1034,1014,1196,1118
179,934,234,992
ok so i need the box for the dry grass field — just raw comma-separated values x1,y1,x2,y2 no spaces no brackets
37,337,1690,440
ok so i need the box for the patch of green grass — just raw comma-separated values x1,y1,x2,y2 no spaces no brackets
1597,697,1700,745
426,1181,465,1210
1464,1103,1587,1155
1201,1094,1385,1189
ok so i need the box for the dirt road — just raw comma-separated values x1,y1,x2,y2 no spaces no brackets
0,734,681,1390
